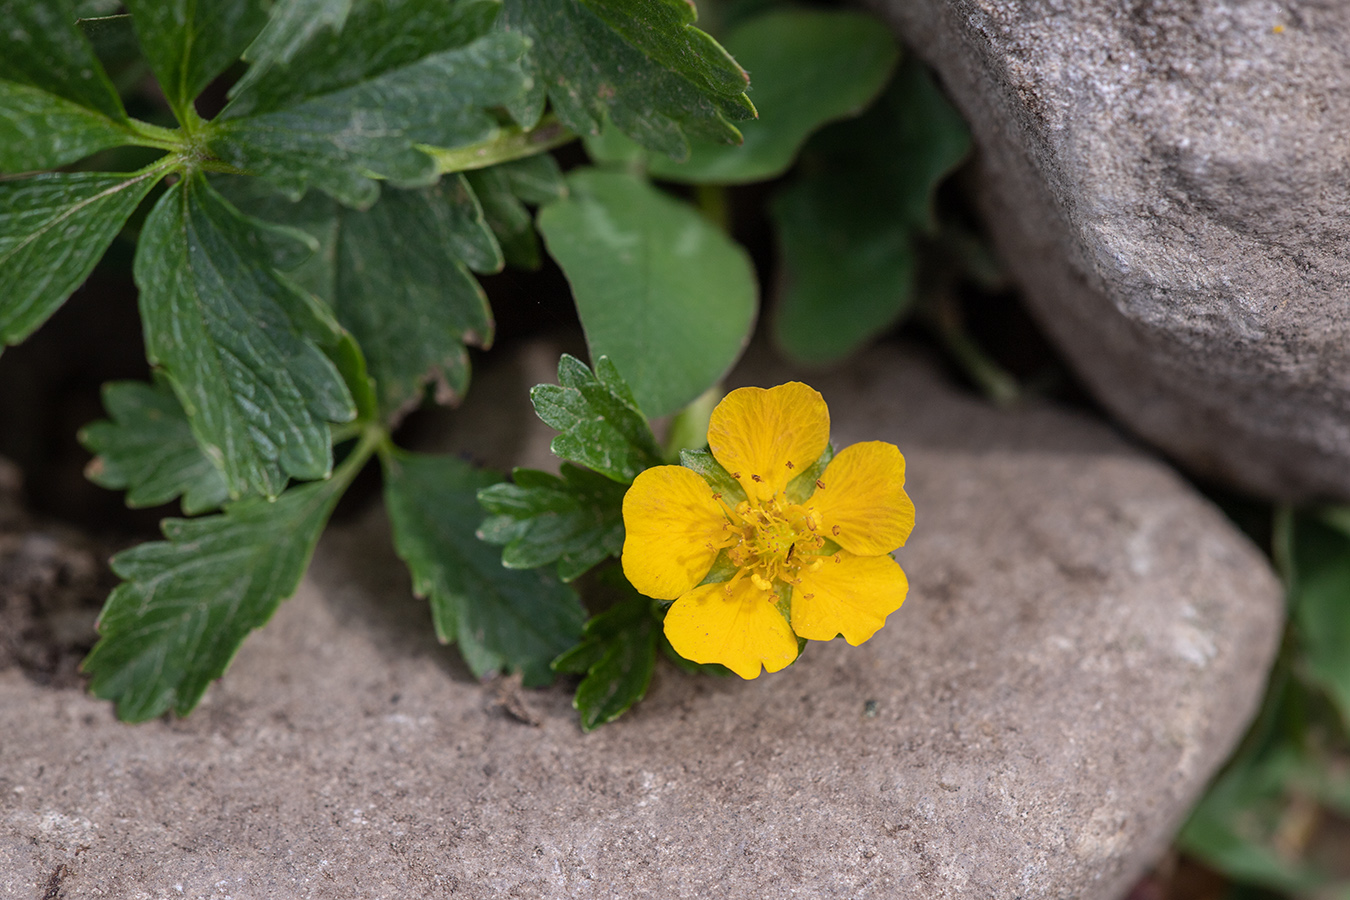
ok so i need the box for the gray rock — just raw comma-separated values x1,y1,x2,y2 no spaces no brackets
868,0,1350,501
0,344,1281,898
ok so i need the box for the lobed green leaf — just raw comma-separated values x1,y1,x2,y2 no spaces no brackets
465,155,566,270
79,374,230,515
239,0,356,83
553,576,659,731
383,450,586,686
578,0,748,98
1,169,159,351
537,168,757,418
0,81,135,173
478,463,627,581
0,0,127,122
530,354,663,483
83,476,347,721
134,173,355,499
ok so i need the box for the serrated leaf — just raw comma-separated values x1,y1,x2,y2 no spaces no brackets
1,169,159,350
123,0,268,122
478,463,627,581
579,0,748,98
537,168,757,418
0,0,126,122
83,476,346,721
497,0,753,161
219,177,500,423
79,374,230,515
134,174,355,499
553,577,658,731
530,354,663,483
239,0,356,81
593,9,898,184
0,80,134,172
213,30,531,208
465,155,565,270
383,451,586,686
773,59,971,364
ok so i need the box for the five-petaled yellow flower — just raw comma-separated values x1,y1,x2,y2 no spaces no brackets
621,382,915,679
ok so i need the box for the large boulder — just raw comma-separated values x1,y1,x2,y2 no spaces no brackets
868,0,1350,501
0,344,1281,897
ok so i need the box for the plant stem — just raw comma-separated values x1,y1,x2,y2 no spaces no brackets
424,116,576,174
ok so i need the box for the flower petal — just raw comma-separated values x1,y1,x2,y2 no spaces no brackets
809,441,914,556
791,551,908,645
707,382,830,503
664,578,800,679
622,465,729,600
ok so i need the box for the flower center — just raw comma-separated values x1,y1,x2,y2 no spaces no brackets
720,494,827,595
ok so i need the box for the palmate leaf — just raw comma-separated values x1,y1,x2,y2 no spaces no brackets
478,463,627,581
553,578,659,732
537,168,757,418
0,0,127,122
530,354,663,483
497,0,754,161
215,0,521,208
83,476,347,721
134,173,355,499
383,451,586,686
123,0,268,122
1,169,159,351
219,176,501,423
80,375,230,515
238,0,356,83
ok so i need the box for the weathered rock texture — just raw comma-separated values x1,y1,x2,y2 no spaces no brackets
0,345,1282,898
869,0,1350,501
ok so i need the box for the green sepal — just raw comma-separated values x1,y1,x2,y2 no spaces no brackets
477,463,627,581
530,354,664,483
786,443,833,505
79,373,231,515
678,448,746,506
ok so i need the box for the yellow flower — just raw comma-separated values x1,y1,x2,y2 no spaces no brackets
621,382,914,679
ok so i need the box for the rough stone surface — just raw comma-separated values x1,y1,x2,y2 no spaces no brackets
0,344,1282,898
868,0,1350,501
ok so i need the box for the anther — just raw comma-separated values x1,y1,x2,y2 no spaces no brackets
786,460,795,469
832,525,841,536
803,592,815,599
730,472,741,479
815,479,825,490
750,474,763,483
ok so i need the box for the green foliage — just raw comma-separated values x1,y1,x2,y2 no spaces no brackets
0,0,128,122
79,375,230,515
0,170,160,350
478,463,628,581
530,354,664,483
466,154,568,269
773,58,971,364
553,577,660,731
383,450,586,686
538,168,757,418
588,9,898,184
0,80,134,172
82,462,354,722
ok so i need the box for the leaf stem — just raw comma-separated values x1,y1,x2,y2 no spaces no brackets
424,115,576,174
121,118,188,153
333,423,387,487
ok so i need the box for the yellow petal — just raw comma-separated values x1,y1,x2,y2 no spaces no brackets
809,441,914,556
791,551,908,645
707,382,830,503
622,465,729,600
663,578,800,679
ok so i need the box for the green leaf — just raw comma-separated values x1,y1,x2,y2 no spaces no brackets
530,354,663,483
134,174,355,499
579,0,749,98
497,0,753,161
213,30,531,208
382,450,586,686
592,9,898,184
79,374,230,515
0,80,134,172
1290,512,1350,728
218,177,499,423
83,475,348,721
239,0,356,80
478,463,627,581
553,576,659,731
0,0,127,121
772,59,971,364
537,168,757,418
1,169,159,350
465,155,566,270
123,0,268,122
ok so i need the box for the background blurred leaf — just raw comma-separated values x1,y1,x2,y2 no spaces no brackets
465,155,567,269
1291,512,1350,732
772,58,971,364
478,463,627,581
589,9,897,184
0,0,127,122
1,170,159,351
553,575,659,731
134,174,354,499
80,374,230,515
383,450,586,686
538,168,757,418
